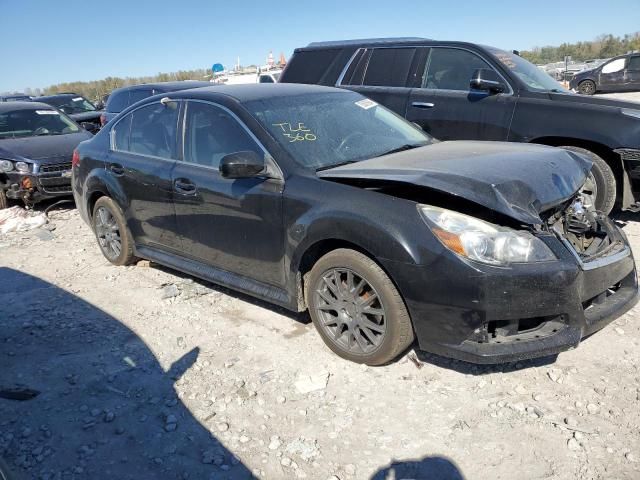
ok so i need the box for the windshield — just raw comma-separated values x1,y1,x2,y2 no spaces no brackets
0,108,80,138
45,95,97,114
488,48,569,92
245,91,432,170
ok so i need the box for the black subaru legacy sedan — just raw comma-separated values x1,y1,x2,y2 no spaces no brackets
0,102,92,209
72,84,638,365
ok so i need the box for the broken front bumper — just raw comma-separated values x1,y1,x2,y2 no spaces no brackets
381,226,638,364
3,162,73,204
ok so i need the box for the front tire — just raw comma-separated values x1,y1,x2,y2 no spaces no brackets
560,146,616,214
578,80,596,95
92,197,136,266
307,249,414,365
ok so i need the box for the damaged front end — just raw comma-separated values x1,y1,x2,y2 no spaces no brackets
546,192,628,266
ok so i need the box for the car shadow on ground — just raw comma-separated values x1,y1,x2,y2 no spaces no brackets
0,267,255,479
370,455,465,479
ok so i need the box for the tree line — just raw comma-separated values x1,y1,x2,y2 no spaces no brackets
521,32,640,65
20,68,212,104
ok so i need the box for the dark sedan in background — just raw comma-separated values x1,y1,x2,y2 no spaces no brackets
0,102,92,209
36,93,103,132
101,80,212,126
570,52,640,95
73,84,637,365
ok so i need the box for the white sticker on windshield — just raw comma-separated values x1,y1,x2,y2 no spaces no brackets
73,97,84,102
35,110,59,115
355,99,377,110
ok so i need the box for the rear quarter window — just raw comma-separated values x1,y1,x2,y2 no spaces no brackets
362,48,416,87
106,91,129,114
282,48,356,85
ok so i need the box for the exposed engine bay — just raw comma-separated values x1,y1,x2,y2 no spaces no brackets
546,192,626,261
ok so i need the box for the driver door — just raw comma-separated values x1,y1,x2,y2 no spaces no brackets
171,100,285,287
599,57,627,92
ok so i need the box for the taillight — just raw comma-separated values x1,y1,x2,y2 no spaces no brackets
72,149,80,168
100,113,106,126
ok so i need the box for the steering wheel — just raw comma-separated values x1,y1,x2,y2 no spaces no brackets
336,132,364,159
33,127,50,136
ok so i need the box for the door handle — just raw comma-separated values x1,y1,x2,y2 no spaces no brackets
109,163,125,176
174,179,197,194
412,102,435,109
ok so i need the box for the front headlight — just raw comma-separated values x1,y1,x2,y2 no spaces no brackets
14,162,30,173
418,205,556,265
0,160,13,172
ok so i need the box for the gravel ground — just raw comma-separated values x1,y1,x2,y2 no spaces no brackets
1,92,640,480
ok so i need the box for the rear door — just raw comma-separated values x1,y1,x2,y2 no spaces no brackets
406,46,517,141
626,55,640,91
171,100,285,287
598,57,627,92
340,47,425,116
107,100,182,251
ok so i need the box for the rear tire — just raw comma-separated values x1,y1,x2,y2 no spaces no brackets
92,197,136,266
560,146,616,214
0,189,7,210
306,249,414,365
578,80,596,95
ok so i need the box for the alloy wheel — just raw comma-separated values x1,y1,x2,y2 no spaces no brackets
94,206,122,260
314,268,386,354
579,172,598,209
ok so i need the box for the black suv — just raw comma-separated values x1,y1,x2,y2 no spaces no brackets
36,93,103,133
570,52,640,95
101,81,212,126
280,38,640,214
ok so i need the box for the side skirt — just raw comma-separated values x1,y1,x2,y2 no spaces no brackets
136,245,295,310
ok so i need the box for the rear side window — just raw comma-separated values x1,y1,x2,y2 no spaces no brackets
282,49,354,85
184,101,262,169
362,48,416,87
628,56,640,70
106,91,128,113
113,102,180,160
423,48,492,91
128,89,154,107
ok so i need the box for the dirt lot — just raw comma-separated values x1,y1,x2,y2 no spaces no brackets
1,93,640,480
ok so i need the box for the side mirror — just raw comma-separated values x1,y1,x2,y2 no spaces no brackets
219,151,266,179
470,68,506,94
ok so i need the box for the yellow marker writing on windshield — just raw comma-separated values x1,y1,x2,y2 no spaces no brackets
272,122,317,142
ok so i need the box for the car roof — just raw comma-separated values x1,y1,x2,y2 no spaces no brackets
112,81,212,94
295,37,493,53
36,93,84,100
0,101,54,113
167,83,346,103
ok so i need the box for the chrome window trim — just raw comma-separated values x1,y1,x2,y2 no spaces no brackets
335,48,363,86
180,99,284,181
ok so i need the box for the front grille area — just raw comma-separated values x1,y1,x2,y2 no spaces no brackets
469,315,567,345
41,185,72,193
615,148,640,162
40,162,72,174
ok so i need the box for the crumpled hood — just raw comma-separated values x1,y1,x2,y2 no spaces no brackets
318,141,592,225
0,131,91,165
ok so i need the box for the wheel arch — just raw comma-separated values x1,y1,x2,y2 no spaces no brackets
294,238,403,312
84,170,128,220
529,136,627,205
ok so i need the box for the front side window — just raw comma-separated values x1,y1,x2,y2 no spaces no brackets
113,102,180,159
423,48,492,91
184,102,262,169
0,108,79,138
362,48,416,87
602,58,626,74
245,91,432,170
